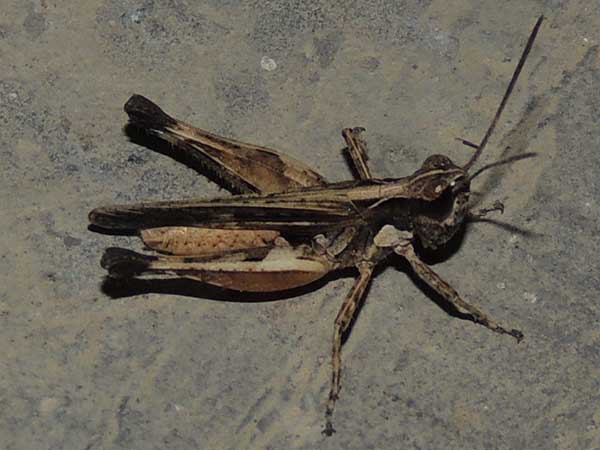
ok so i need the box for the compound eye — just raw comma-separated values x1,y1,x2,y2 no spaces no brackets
421,154,454,170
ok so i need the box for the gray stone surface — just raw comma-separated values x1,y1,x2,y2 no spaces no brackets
1,1,599,449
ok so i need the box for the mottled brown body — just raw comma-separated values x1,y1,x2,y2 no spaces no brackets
89,16,543,436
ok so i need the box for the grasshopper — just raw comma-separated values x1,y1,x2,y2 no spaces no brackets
89,16,543,435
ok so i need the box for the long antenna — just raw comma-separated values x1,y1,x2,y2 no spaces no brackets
463,15,544,171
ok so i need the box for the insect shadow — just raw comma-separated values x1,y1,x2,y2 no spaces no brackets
124,123,246,194
100,266,355,303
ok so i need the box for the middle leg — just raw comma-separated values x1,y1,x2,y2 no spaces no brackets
324,262,374,435
342,127,372,180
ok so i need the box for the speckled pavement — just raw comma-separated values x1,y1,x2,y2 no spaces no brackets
1,1,599,449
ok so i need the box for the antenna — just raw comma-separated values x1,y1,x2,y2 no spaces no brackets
463,15,544,171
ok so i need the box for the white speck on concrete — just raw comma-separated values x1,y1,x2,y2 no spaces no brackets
509,234,519,244
8,92,18,100
497,282,506,290
260,56,277,71
130,11,142,23
523,292,538,304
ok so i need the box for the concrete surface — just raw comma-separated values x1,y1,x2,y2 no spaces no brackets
1,1,599,449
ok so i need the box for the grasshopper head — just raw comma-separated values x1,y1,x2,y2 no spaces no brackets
411,155,471,249
408,15,545,249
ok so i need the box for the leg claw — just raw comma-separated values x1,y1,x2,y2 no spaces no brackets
509,328,524,343
322,421,336,437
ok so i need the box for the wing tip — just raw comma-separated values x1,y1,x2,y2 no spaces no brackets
101,247,153,278
88,208,102,225
88,207,121,230
124,94,176,130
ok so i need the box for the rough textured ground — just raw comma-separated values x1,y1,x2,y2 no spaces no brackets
1,1,599,449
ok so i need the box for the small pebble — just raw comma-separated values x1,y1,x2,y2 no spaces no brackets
260,56,277,71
